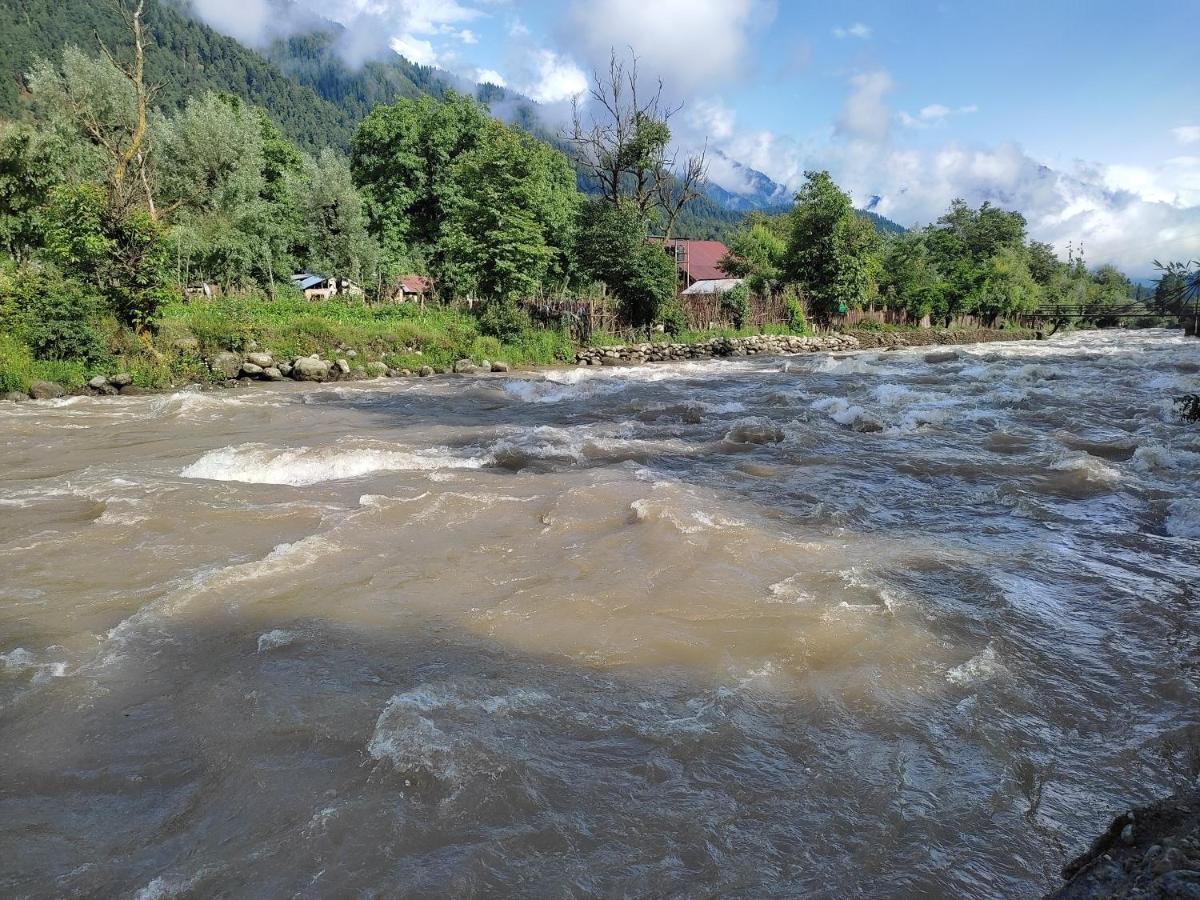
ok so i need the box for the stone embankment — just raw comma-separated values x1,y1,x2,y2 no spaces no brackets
574,327,1038,366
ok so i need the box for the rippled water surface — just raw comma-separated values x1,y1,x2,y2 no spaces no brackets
3,329,1199,897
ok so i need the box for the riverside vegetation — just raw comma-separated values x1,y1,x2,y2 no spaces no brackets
0,2,1175,400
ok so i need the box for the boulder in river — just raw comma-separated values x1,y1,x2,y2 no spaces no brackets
453,358,480,374
292,356,332,381
490,361,511,373
88,376,109,390
240,362,264,378
2,390,27,402
335,358,351,375
246,352,273,368
208,351,242,379
924,351,959,364
418,365,435,377
28,380,65,400
262,366,284,382
108,372,133,388
726,419,785,445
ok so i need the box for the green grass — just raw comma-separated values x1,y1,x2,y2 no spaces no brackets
0,332,88,393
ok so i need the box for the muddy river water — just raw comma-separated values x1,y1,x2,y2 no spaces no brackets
2,329,1199,897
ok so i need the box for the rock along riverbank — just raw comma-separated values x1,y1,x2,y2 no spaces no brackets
574,327,1040,366
2,326,1040,402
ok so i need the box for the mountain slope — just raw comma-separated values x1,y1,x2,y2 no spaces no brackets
0,0,355,150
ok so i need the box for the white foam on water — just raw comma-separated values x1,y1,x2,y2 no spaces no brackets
1,647,69,681
256,629,298,653
765,574,814,604
1132,444,1200,473
811,396,876,429
181,443,486,485
1050,452,1122,484
1166,499,1200,538
947,643,1007,686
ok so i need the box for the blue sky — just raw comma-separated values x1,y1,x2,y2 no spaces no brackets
194,0,1199,274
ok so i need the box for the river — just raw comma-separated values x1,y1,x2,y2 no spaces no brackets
2,329,1198,897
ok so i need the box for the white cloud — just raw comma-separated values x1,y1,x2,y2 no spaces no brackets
700,123,1200,276
473,67,507,86
1173,125,1200,145
899,103,979,128
688,97,736,141
517,49,587,103
390,34,440,67
457,29,478,44
837,70,894,142
833,22,871,39
564,0,772,91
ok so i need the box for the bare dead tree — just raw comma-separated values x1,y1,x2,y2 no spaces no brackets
96,0,160,216
567,48,708,239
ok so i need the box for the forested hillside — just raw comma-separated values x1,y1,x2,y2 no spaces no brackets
0,0,354,150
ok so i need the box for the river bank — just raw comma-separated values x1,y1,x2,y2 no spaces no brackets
2,324,1041,402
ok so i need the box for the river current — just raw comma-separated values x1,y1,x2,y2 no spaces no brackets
2,329,1199,897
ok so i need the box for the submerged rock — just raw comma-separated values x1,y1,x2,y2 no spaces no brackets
726,420,785,445
924,351,959,364
418,365,435,377
1049,789,1200,899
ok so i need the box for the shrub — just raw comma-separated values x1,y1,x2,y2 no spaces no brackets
720,281,751,329
0,262,108,364
783,286,808,334
657,297,688,336
477,298,532,343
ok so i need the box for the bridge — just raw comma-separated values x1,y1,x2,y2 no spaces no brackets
1018,304,1188,334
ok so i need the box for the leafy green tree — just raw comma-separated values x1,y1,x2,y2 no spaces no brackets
878,232,948,320
350,91,492,264
576,199,677,329
719,212,787,294
783,171,879,319
296,149,381,289
971,246,1041,320
437,127,578,299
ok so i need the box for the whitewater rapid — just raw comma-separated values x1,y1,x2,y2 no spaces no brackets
2,329,1199,897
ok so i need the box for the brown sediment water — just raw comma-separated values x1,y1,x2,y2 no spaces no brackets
1,329,1198,896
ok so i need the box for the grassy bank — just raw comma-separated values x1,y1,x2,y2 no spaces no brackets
1,296,1044,396
1,297,582,393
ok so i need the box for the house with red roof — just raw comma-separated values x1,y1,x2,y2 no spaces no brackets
658,239,731,288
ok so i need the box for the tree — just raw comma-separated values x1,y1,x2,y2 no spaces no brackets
719,212,787,294
971,245,1041,321
567,50,707,239
437,126,578,299
783,171,879,320
576,199,677,329
156,92,292,290
350,91,492,264
26,1,156,215
296,149,381,290
878,232,947,321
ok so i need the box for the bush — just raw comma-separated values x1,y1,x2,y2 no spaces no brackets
657,297,688,336
721,281,751,329
477,298,532,343
783,286,808,334
0,262,108,364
